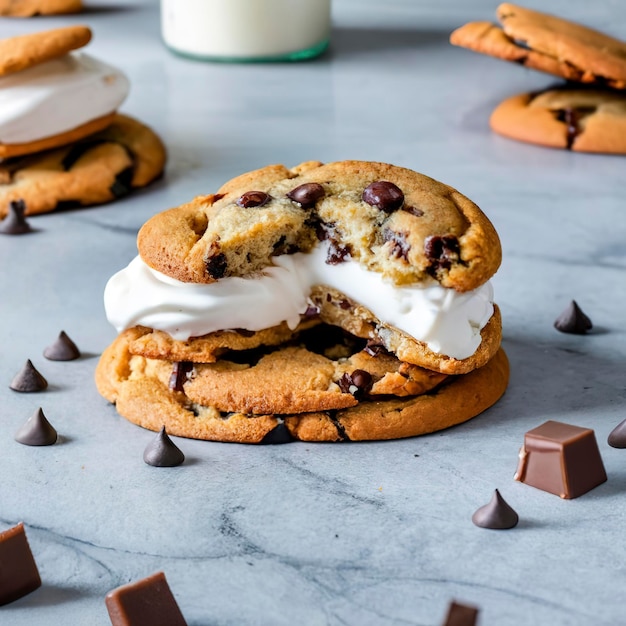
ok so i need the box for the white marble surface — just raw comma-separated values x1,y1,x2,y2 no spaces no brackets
1,1,626,624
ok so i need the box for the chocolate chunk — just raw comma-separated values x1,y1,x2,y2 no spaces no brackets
236,190,270,208
607,418,626,448
286,182,325,209
304,304,320,317
205,243,228,280
326,240,351,265
383,228,410,261
441,600,479,626
272,235,299,256
168,362,193,392
554,300,592,334
43,331,81,361
472,489,519,530
15,408,58,446
105,571,188,626
0,523,42,606
364,340,389,357
338,369,372,399
402,205,424,217
110,167,134,199
514,420,607,499
10,360,48,392
260,422,294,444
0,200,32,235
143,426,185,467
362,181,404,212
424,234,460,273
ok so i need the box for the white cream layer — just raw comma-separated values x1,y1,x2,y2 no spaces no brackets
104,245,494,360
0,53,129,145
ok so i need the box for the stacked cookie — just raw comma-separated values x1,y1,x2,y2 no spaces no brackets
451,3,626,153
96,161,509,443
0,0,81,16
0,26,166,220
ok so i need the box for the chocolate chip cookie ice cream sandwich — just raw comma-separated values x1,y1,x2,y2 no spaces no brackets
96,161,508,443
0,26,166,220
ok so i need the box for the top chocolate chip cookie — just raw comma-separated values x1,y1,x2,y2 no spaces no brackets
138,161,501,292
450,3,626,89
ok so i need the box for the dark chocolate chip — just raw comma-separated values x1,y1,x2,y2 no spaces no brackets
424,234,460,273
362,181,404,213
383,228,411,261
109,167,134,199
0,200,32,235
402,205,424,217
0,523,42,606
326,240,351,265
14,408,58,446
554,300,592,334
442,600,479,626
43,331,80,361
205,244,227,279
338,369,372,399
286,183,325,209
236,191,270,208
143,426,185,467
272,235,299,256
105,571,188,626
259,422,294,444
168,362,193,393
304,305,320,317
608,419,626,449
10,360,48,392
364,340,389,357
471,489,519,530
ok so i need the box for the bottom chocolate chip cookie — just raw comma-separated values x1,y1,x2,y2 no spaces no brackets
490,87,626,154
95,329,509,443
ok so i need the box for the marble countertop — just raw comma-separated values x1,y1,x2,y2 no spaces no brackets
1,1,625,624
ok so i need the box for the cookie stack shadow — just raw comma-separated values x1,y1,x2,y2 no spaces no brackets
0,26,166,222
96,160,509,443
450,3,626,154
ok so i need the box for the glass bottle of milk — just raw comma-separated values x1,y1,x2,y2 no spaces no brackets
161,0,331,62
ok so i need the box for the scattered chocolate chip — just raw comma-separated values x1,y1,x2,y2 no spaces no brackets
14,408,58,446
424,234,460,273
143,426,185,467
168,362,193,393
607,418,626,448
364,340,389,357
554,300,592,334
236,191,270,208
109,167,134,199
0,200,32,235
383,228,411,261
402,205,424,217
472,489,519,530
0,522,42,606
304,305,320,317
260,422,294,444
205,243,228,279
514,420,607,499
43,331,81,361
105,571,188,626
326,240,351,265
338,369,373,399
10,360,48,392
441,600,479,626
286,182,325,209
362,181,404,213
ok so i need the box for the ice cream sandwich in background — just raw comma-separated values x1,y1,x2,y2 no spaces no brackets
96,161,508,443
0,26,165,221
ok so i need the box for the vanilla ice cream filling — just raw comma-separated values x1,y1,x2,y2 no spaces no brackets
0,53,129,145
105,245,494,361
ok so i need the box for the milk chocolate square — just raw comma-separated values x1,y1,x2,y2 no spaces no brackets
514,420,607,499
0,522,42,606
105,571,187,626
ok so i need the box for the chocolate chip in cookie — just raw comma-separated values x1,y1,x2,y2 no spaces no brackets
287,182,325,209
362,181,404,212
236,191,271,208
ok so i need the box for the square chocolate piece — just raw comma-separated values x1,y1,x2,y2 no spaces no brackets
514,420,607,499
0,522,42,606
105,571,187,626
442,600,479,626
